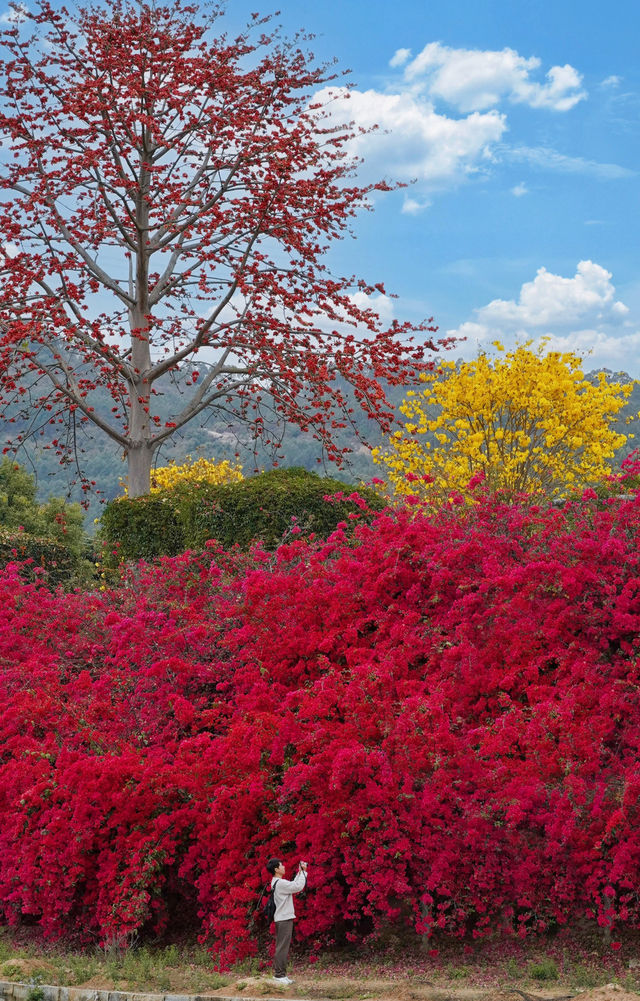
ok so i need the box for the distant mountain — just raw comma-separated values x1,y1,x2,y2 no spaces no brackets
3,365,638,534
2,364,407,530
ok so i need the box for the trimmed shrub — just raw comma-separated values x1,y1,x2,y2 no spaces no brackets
180,467,385,550
99,494,185,564
100,467,384,564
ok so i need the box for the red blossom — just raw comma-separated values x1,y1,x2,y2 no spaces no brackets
1,493,640,963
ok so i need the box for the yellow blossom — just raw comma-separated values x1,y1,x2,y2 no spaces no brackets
373,342,635,502
120,456,244,495
150,456,243,492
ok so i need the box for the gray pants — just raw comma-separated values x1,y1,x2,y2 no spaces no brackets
274,919,294,977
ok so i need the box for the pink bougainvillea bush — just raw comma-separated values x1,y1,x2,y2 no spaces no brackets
1,492,640,964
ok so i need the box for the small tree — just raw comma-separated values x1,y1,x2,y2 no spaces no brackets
375,343,634,500
0,0,437,498
0,456,42,533
0,456,85,546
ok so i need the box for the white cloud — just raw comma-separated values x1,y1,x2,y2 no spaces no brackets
474,261,628,328
401,42,586,112
389,48,411,68
348,290,395,325
533,328,640,371
401,195,431,214
0,2,27,22
314,86,506,187
601,75,622,88
507,145,634,179
202,281,396,342
446,262,637,372
310,42,596,212
293,288,399,343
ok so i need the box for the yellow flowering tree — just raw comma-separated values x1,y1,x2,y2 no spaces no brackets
150,456,243,492
120,456,243,495
375,343,634,500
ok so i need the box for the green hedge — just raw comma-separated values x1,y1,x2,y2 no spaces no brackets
0,528,82,588
100,467,385,564
99,493,185,563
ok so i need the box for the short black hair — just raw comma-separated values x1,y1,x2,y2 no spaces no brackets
266,857,281,875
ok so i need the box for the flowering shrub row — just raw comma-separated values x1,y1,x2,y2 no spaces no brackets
1,490,640,964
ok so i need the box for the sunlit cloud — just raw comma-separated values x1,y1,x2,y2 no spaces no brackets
401,42,586,112
314,86,506,189
389,47,411,68
446,261,637,372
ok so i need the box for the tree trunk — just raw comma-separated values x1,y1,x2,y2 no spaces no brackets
126,150,154,499
127,442,155,498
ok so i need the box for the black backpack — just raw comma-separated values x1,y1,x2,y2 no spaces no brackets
263,879,279,922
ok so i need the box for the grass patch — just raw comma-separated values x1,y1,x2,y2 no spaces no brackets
304,989,371,999
233,956,263,976
0,936,232,994
0,942,14,965
444,965,470,981
567,963,603,989
101,945,232,993
44,954,97,986
0,927,638,996
503,957,525,980
622,972,640,992
1,964,26,980
528,957,559,982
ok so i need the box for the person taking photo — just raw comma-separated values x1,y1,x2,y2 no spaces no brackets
265,857,308,985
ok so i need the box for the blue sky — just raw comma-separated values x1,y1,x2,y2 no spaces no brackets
224,0,640,376
2,0,637,376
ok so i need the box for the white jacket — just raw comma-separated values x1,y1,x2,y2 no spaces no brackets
271,868,307,921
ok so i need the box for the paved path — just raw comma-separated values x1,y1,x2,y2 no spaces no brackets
0,983,302,1001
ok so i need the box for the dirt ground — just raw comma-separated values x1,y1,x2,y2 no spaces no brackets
2,955,638,1001
208,977,639,1001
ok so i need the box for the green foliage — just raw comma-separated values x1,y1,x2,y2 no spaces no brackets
39,496,87,558
504,958,525,980
100,467,385,565
444,964,470,981
100,494,184,563
64,956,99,986
528,958,559,982
0,457,40,532
0,528,81,588
1,963,24,978
0,458,91,586
180,467,385,550
567,963,602,989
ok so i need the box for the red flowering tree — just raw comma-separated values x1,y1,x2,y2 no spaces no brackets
0,0,437,496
